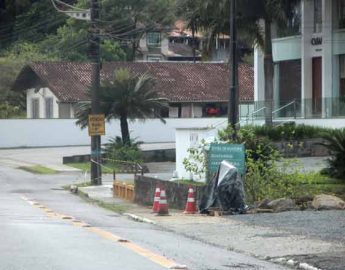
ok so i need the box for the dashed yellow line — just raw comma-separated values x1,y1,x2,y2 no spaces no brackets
21,196,187,270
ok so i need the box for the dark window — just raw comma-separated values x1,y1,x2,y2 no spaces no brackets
45,98,54,118
31,99,39,119
338,0,345,28
146,32,161,47
314,0,322,33
59,103,71,119
340,55,345,96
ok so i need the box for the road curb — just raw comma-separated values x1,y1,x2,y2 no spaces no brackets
123,213,157,225
270,257,322,270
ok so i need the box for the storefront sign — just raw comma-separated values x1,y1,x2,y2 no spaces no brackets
208,143,245,175
311,37,322,46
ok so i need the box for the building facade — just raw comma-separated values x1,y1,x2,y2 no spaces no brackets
255,0,345,119
13,62,254,119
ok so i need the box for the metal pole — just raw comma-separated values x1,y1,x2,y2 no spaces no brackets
228,0,239,133
89,0,102,185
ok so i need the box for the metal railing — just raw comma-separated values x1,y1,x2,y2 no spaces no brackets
272,100,297,119
102,158,144,179
243,106,267,125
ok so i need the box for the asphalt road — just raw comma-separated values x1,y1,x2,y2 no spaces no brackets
0,164,289,270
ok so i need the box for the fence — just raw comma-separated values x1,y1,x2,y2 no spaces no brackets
113,181,135,201
241,97,345,122
0,118,227,148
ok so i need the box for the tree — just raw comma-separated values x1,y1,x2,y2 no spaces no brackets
177,0,299,126
76,68,168,145
0,41,56,112
97,0,176,61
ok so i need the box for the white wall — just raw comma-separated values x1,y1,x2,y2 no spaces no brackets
175,128,221,181
0,118,228,148
272,36,302,62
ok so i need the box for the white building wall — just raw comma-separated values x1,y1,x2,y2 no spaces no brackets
27,88,59,118
175,127,221,181
254,47,265,102
322,0,334,117
301,0,314,117
260,0,345,119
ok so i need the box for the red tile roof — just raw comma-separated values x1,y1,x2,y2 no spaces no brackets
13,62,254,103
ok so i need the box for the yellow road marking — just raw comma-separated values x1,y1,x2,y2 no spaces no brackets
21,197,188,269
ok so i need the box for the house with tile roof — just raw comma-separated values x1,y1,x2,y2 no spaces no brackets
13,62,254,119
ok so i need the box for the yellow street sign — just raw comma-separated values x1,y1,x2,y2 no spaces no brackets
88,114,105,136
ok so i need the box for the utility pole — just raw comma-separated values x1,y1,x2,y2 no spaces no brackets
51,0,102,185
228,0,239,134
89,0,102,185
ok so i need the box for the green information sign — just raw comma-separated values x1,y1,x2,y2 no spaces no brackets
208,143,245,175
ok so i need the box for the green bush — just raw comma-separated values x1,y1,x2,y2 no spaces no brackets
218,125,280,165
251,123,332,141
319,128,345,180
103,136,143,163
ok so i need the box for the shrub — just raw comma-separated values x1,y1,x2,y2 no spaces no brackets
182,140,207,180
251,123,332,141
218,125,280,165
103,136,143,163
319,129,345,180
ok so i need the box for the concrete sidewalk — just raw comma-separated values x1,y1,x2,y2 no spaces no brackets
78,184,345,270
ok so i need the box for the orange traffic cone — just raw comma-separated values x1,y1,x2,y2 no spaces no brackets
184,186,197,214
156,188,169,216
151,186,161,213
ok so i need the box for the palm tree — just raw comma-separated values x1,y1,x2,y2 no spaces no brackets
76,68,168,145
320,129,345,179
178,0,299,126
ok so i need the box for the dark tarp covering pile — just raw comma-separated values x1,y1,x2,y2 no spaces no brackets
199,160,247,214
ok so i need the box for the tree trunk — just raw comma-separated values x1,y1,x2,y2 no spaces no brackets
264,19,274,126
120,113,130,145
191,20,196,63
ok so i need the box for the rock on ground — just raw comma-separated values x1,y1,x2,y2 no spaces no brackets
312,194,345,210
267,198,296,212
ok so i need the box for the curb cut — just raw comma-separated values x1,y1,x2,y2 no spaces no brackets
123,213,157,225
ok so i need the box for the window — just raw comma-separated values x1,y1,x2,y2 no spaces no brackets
277,1,301,37
59,103,71,119
45,98,54,118
339,55,345,96
314,0,322,33
338,0,345,28
146,32,161,47
31,99,39,119
146,55,162,62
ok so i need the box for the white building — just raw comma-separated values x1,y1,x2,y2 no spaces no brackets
255,0,345,119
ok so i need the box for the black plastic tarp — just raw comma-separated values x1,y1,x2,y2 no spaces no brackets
199,160,246,214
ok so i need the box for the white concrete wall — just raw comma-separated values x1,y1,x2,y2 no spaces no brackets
272,36,302,62
0,118,229,148
175,128,221,181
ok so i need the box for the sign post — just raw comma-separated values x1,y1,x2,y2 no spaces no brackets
208,143,245,179
88,114,105,136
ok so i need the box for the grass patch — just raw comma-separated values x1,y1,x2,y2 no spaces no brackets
66,162,114,174
97,201,130,214
18,165,57,174
76,188,130,213
174,179,206,186
283,172,345,200
62,181,92,190
64,182,131,214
